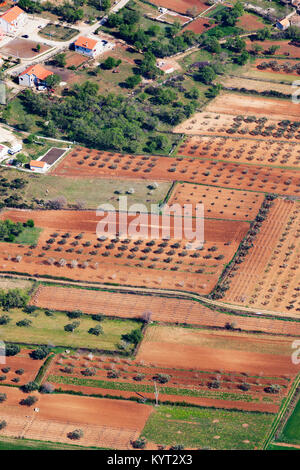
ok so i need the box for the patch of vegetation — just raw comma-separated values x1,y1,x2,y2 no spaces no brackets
141,405,274,450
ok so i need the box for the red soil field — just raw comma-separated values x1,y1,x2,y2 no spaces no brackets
224,199,300,316
237,14,265,31
254,58,300,77
44,352,288,413
206,93,300,120
178,136,300,169
30,285,300,335
246,40,300,59
149,0,209,15
0,39,50,59
137,326,299,375
0,209,248,294
52,148,300,196
183,17,215,34
0,387,152,449
0,349,44,386
53,383,280,413
65,51,89,68
174,112,300,142
169,183,264,220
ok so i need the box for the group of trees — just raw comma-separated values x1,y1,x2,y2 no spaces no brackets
0,288,29,310
106,6,200,58
0,219,33,243
20,79,192,152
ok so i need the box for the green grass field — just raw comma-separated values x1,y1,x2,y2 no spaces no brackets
2,168,172,210
14,227,42,245
141,405,274,450
279,400,300,445
0,307,142,351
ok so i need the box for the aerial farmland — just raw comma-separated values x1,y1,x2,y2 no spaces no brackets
0,0,299,457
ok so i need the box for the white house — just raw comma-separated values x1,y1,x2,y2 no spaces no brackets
30,160,48,173
74,36,113,58
0,6,27,34
19,64,53,88
0,144,8,160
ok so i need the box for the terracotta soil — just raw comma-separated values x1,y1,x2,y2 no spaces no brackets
183,17,215,34
149,0,209,15
178,135,300,169
205,92,300,120
29,285,300,335
246,40,300,59
0,349,44,386
224,199,300,316
64,51,89,68
237,14,265,31
0,386,152,449
52,383,280,413
173,111,300,141
0,39,50,59
137,326,299,375
169,183,264,220
0,209,248,294
254,58,300,77
52,148,300,196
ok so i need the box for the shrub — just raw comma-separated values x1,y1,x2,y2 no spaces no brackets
88,325,103,336
121,328,142,346
81,367,97,377
132,437,147,449
21,381,39,393
15,368,25,375
92,314,103,322
67,429,84,440
0,393,7,402
67,310,83,319
0,314,10,325
16,319,32,327
20,395,38,406
1,367,10,373
30,346,50,360
5,344,20,356
107,370,120,379
40,382,55,394
0,420,7,430
153,373,170,384
264,384,281,394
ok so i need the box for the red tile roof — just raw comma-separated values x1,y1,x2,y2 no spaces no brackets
74,36,98,50
30,160,46,168
0,6,24,24
20,64,53,80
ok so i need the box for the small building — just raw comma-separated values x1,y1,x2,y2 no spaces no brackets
0,144,8,160
276,17,291,30
157,60,175,74
19,64,53,88
30,160,48,173
74,36,101,58
0,6,27,34
74,35,113,58
8,143,22,155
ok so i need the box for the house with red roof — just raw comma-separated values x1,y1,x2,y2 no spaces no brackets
0,6,27,34
18,64,54,88
74,35,113,58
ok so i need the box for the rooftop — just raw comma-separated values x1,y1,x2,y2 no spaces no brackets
74,36,98,50
0,6,24,24
20,64,53,81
